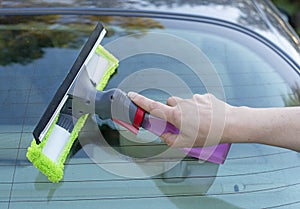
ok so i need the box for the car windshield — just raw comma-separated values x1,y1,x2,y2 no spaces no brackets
1,14,300,209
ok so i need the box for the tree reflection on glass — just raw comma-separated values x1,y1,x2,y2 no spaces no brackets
0,15,86,66
283,84,300,106
0,14,164,66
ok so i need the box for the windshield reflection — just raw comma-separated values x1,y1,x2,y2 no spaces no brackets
0,15,163,65
2,0,299,61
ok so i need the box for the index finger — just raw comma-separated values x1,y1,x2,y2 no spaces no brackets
127,91,173,120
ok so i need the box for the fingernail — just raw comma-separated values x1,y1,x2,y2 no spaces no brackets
127,91,137,99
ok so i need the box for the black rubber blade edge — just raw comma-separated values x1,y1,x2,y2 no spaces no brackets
33,22,105,144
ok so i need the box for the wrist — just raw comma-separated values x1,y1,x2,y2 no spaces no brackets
223,105,259,144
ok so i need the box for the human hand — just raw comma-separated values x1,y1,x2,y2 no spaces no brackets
128,92,232,148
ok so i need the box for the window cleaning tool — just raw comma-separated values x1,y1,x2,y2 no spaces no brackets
26,23,115,183
27,22,231,183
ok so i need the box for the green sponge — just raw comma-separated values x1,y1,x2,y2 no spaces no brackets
26,45,118,183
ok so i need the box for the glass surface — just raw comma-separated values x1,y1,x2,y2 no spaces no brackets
0,14,300,209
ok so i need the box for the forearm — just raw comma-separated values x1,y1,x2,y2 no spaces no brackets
225,106,300,151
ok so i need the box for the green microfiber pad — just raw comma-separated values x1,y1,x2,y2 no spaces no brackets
26,45,118,183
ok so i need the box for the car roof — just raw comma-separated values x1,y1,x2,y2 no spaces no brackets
105,0,300,62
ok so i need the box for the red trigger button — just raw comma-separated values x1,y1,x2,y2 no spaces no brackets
133,107,145,129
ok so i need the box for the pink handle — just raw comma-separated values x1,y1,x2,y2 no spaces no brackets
142,114,231,164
